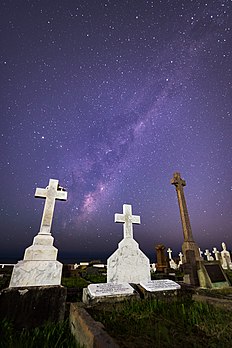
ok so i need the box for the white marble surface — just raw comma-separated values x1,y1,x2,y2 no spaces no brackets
9,260,62,287
87,282,134,298
107,238,151,284
23,234,58,261
140,279,181,292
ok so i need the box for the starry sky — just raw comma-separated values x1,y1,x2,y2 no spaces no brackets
1,0,232,263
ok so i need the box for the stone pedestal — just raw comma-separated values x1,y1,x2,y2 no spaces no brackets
107,238,151,284
0,286,66,329
10,233,62,288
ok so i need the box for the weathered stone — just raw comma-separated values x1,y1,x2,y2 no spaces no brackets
9,178,67,288
70,303,120,348
171,172,200,286
107,204,151,284
155,244,168,272
0,285,66,329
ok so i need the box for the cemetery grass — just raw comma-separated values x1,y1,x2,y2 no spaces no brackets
0,318,80,348
88,298,232,348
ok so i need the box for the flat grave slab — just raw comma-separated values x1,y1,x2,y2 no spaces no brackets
83,282,138,305
140,279,181,292
87,282,134,297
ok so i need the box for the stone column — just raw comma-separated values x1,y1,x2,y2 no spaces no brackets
171,172,200,285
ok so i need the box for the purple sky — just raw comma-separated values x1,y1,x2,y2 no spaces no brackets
1,0,232,262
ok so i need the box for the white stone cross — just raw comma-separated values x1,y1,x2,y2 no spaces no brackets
167,248,172,260
204,249,214,261
178,252,183,264
212,247,220,261
198,248,203,257
35,178,67,235
115,204,140,239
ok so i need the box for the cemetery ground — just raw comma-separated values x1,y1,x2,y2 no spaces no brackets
1,266,232,347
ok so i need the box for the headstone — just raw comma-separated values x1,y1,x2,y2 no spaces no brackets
204,249,214,261
167,248,178,270
178,252,183,268
107,204,151,284
9,179,67,287
212,247,220,261
155,244,168,272
220,242,232,270
197,261,230,288
171,172,200,286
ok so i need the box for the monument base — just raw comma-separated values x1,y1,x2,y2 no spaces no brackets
107,238,151,283
9,260,63,287
0,285,67,329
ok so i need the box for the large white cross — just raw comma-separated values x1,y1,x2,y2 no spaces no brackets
167,248,173,260
115,204,140,239
35,178,67,235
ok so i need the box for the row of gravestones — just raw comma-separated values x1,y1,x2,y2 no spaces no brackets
8,179,181,303
166,244,232,270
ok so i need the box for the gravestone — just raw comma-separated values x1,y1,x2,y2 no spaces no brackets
10,179,67,287
167,247,178,270
197,261,230,288
155,244,168,272
212,247,220,261
82,282,138,305
107,204,151,284
220,242,232,270
204,249,214,261
171,172,200,286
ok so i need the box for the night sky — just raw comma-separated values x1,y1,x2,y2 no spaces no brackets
1,0,232,263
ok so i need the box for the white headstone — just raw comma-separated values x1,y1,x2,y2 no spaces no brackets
212,247,220,261
9,179,67,288
167,248,178,269
220,242,232,270
178,252,183,268
107,204,151,284
204,249,214,261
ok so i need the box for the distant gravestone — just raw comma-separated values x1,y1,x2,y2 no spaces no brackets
155,244,168,272
107,204,151,284
220,242,232,270
197,261,230,288
10,179,67,287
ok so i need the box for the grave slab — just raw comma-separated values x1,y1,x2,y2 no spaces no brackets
140,279,181,292
83,282,138,305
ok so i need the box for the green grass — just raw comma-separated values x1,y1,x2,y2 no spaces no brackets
61,276,89,288
88,299,232,348
0,319,78,348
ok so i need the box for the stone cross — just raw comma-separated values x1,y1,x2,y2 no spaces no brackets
171,172,194,242
179,252,183,264
35,178,67,235
204,249,213,261
167,248,173,260
199,248,203,259
115,204,140,239
212,247,220,261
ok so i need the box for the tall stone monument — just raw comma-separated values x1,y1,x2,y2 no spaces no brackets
171,172,200,285
107,204,151,284
10,179,67,287
155,244,168,272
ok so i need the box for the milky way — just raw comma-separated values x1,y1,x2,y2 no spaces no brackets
1,1,232,262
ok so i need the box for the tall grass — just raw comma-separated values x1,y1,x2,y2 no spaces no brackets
89,299,232,348
0,319,78,348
